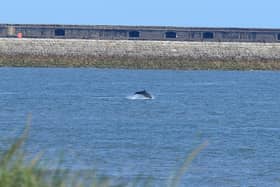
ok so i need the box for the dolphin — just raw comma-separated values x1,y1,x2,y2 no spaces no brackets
134,90,152,99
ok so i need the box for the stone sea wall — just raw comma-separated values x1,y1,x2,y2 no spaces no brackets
1,38,280,70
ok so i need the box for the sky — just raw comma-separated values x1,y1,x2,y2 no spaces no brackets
1,0,279,28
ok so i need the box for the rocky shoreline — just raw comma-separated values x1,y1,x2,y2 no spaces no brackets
1,38,280,70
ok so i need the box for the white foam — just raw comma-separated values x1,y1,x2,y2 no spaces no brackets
126,94,155,100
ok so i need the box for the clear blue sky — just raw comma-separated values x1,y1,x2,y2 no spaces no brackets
1,0,279,28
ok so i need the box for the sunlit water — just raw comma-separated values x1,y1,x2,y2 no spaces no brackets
0,68,280,186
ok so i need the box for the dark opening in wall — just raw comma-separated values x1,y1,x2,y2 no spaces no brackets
249,32,257,40
129,31,140,38
278,33,280,40
165,31,177,38
55,29,65,36
203,32,214,39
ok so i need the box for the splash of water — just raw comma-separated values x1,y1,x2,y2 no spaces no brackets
126,94,155,100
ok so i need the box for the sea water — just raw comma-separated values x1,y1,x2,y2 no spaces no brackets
0,68,279,186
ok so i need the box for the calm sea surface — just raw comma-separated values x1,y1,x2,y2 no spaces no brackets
0,68,280,186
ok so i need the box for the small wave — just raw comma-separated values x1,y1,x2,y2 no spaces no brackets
91,96,117,99
126,94,155,100
0,92,17,95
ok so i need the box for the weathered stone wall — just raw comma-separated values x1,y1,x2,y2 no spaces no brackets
1,24,280,42
1,38,280,70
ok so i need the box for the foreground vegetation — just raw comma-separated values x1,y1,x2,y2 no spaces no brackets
0,125,207,187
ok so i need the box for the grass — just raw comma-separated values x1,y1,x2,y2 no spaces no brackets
0,122,208,187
